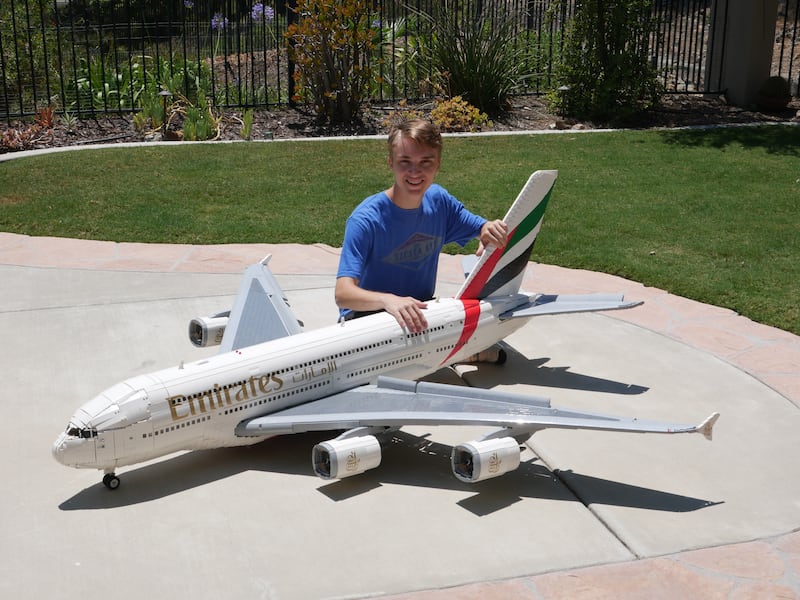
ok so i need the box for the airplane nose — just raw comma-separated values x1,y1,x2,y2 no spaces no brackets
52,432,70,465
52,431,95,467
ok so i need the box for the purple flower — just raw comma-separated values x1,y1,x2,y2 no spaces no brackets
211,13,229,31
372,19,381,29
251,3,275,22
183,0,193,8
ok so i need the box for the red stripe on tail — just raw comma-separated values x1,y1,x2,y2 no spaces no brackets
457,225,518,300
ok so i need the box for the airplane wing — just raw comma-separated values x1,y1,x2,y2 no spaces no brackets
219,256,304,352
235,376,719,441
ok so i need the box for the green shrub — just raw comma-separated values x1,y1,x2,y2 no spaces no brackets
182,96,219,141
430,96,492,132
1,1,61,111
759,75,791,99
547,0,662,123
136,89,167,131
416,1,532,115
240,108,254,140
286,0,375,124
380,100,425,130
371,15,431,100
67,52,210,114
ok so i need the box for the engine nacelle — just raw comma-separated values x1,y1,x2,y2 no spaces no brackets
451,437,521,483
312,435,382,480
189,314,229,347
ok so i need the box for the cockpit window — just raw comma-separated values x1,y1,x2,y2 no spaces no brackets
66,425,97,438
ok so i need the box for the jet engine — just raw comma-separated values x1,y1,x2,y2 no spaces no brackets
188,312,230,347
312,435,382,480
451,437,521,483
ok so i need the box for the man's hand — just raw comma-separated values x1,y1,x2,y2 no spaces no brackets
383,296,428,333
477,219,508,255
335,276,428,333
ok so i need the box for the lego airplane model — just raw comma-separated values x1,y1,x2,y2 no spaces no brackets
53,170,719,490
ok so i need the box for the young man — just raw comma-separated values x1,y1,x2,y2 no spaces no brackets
335,119,508,334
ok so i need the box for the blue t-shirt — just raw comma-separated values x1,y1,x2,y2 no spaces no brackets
337,184,486,316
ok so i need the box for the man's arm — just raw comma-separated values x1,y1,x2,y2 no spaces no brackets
335,276,428,333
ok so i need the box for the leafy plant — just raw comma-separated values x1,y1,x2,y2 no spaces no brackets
182,96,219,141
0,123,44,151
380,99,425,129
240,108,255,140
759,75,791,98
414,1,532,115
0,1,60,113
371,15,431,99
430,96,492,132
547,0,663,122
34,105,57,129
756,75,792,110
286,0,376,124
70,56,139,112
131,112,149,133
137,89,166,131
155,56,209,106
60,110,79,132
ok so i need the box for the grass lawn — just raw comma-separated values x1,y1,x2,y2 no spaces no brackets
1,125,798,335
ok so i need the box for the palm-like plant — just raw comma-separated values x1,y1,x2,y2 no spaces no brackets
414,1,532,115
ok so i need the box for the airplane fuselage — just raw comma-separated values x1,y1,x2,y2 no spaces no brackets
52,294,532,473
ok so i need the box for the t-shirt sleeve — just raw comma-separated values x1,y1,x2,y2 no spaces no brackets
442,189,487,247
337,215,372,281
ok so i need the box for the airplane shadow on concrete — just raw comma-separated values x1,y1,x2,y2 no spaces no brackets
59,430,721,516
317,432,722,516
459,343,650,396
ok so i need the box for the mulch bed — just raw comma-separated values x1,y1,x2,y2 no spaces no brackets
2,94,798,153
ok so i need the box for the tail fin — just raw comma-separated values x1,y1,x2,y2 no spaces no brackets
456,170,557,300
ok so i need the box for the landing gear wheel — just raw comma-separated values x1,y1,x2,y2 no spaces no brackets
102,473,121,490
496,348,507,365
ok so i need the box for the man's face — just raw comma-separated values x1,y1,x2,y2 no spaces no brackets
388,136,441,200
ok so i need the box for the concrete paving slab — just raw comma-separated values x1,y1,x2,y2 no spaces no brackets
0,237,798,599
464,314,800,556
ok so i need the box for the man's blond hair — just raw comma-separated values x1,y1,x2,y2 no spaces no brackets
387,119,443,156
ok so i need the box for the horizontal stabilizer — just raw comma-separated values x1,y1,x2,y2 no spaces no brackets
461,255,479,279
501,293,642,319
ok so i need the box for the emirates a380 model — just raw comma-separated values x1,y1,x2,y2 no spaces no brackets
52,171,719,490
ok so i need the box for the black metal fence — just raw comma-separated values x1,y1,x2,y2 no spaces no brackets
776,0,800,94
1,0,798,121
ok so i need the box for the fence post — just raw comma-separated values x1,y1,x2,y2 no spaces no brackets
287,0,296,108
706,0,779,106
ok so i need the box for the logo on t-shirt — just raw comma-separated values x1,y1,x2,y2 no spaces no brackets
382,233,442,270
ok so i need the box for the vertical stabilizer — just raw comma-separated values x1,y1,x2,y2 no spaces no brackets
456,170,557,300
219,256,304,352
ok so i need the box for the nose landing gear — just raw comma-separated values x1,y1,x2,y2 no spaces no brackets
102,472,121,490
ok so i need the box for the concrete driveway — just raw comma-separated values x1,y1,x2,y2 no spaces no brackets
1,233,798,599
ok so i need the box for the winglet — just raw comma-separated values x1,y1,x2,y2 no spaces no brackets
696,412,720,441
